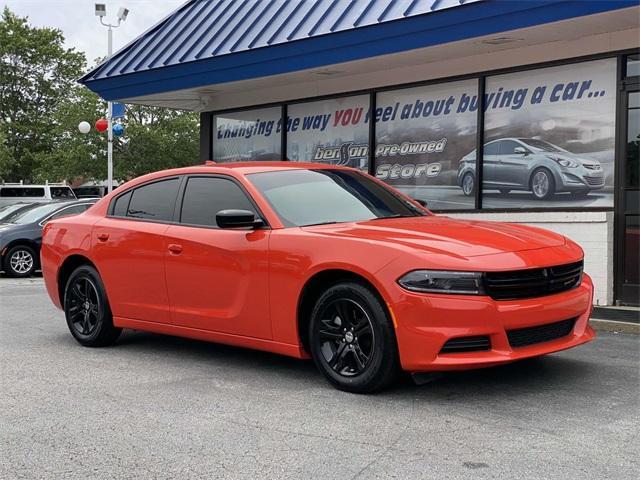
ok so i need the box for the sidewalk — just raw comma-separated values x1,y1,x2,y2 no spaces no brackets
591,306,640,334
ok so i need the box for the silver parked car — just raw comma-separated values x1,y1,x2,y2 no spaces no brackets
457,138,605,200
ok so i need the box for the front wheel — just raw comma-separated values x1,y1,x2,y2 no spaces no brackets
531,168,556,200
3,245,37,277
308,282,399,393
64,265,121,347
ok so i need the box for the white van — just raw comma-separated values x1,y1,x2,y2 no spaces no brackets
0,183,76,207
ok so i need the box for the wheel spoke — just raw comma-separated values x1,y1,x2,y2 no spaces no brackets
329,343,348,372
352,345,369,371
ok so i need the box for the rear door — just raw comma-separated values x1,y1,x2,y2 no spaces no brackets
481,140,501,187
164,175,271,338
92,177,181,324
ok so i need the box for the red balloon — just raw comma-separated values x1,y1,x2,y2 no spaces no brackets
95,118,108,133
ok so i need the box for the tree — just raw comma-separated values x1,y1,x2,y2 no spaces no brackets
0,7,86,182
0,125,11,179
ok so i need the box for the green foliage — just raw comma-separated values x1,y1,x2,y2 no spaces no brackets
1,7,200,184
0,7,85,181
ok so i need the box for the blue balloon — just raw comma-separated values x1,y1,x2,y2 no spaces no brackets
113,123,125,136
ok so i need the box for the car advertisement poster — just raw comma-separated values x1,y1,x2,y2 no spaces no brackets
480,58,616,208
212,58,615,210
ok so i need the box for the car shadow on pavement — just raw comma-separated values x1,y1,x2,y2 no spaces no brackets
101,329,595,397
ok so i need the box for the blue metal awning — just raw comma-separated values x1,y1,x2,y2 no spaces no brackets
81,0,637,101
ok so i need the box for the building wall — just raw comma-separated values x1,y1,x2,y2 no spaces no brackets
448,211,614,305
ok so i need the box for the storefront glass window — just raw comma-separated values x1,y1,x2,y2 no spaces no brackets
482,58,616,209
626,54,640,78
375,79,478,210
286,95,369,171
213,106,282,162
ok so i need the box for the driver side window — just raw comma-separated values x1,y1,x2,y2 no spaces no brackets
180,176,257,228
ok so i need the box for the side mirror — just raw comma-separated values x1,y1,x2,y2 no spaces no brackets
514,146,528,155
413,198,428,208
216,209,263,229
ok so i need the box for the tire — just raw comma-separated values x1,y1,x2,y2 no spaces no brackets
461,172,475,197
3,245,37,278
530,168,555,200
308,282,399,393
64,265,121,347
499,189,510,195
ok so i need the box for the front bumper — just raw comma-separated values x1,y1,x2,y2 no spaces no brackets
392,274,595,372
556,168,605,192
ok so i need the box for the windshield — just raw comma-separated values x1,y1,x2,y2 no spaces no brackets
248,169,426,227
0,204,32,222
6,202,67,224
519,138,567,152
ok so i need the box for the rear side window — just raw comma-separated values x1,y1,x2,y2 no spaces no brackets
111,191,131,217
50,187,76,199
126,178,179,221
180,177,256,227
0,187,45,197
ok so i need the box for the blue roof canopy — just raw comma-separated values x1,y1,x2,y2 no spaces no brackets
80,0,637,101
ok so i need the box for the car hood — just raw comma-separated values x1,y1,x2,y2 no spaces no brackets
301,216,566,258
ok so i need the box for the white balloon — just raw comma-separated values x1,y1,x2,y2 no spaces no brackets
78,121,91,134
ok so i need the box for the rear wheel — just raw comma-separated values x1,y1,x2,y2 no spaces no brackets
461,172,475,197
64,265,121,347
3,245,37,278
308,282,399,393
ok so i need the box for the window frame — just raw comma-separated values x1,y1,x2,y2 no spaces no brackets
174,173,270,230
39,203,95,226
204,48,635,214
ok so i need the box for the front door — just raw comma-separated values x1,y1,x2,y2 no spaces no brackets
615,86,640,306
164,175,271,339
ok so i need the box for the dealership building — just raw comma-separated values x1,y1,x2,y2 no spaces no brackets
81,0,639,306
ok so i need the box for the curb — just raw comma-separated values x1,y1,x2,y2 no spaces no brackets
590,318,640,335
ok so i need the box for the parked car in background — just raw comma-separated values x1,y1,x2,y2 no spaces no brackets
0,199,97,277
0,183,76,207
73,181,119,199
41,163,594,393
457,138,605,200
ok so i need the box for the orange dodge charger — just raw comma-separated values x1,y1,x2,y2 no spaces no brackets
41,162,595,393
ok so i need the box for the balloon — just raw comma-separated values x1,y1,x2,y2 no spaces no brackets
78,121,91,134
95,118,108,133
113,124,125,137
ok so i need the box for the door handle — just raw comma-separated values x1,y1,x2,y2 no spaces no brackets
97,233,109,242
168,244,183,254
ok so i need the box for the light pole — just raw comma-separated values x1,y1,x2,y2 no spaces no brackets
95,4,129,194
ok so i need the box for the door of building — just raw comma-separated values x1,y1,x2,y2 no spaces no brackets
615,57,640,306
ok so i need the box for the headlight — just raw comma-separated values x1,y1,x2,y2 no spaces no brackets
398,270,486,295
547,155,578,168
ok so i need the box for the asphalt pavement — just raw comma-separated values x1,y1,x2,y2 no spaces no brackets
1,277,638,479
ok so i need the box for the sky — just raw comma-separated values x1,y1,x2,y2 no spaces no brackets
2,0,186,67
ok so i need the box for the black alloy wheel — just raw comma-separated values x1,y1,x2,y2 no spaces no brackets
309,282,399,393
64,265,121,347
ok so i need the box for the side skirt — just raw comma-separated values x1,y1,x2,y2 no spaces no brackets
113,316,309,359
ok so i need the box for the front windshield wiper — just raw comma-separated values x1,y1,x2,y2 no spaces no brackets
301,221,340,227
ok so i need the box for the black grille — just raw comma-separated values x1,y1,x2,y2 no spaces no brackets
484,261,583,301
507,318,576,348
440,336,491,354
583,175,604,186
